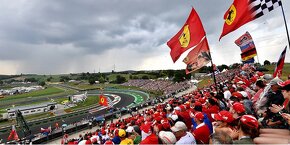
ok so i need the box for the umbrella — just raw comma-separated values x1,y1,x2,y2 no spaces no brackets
95,116,105,121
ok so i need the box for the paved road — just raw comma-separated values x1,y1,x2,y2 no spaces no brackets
0,91,135,143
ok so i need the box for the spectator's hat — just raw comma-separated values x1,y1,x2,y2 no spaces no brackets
171,121,187,132
159,131,177,144
161,119,171,130
126,126,134,133
240,115,259,129
263,74,273,81
269,77,282,86
141,123,152,134
211,111,234,123
194,112,204,121
194,101,202,107
118,129,126,138
231,92,243,100
278,80,290,88
232,102,245,114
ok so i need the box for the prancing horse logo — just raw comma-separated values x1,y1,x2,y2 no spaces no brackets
226,5,236,25
179,25,190,48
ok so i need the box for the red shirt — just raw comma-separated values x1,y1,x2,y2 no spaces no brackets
139,133,159,145
192,123,210,144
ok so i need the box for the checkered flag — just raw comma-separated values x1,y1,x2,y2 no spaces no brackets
250,0,281,19
107,97,114,108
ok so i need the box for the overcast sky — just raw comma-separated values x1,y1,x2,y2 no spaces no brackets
0,0,289,75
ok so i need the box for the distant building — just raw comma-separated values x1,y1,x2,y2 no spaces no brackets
4,102,57,119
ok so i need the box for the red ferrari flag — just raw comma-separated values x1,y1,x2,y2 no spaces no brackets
99,95,108,106
8,125,19,141
273,46,287,78
220,0,281,40
183,37,211,74
167,8,206,62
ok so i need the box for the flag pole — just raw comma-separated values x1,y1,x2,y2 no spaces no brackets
280,1,290,49
208,50,218,92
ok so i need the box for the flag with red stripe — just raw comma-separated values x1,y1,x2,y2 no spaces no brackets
273,46,287,78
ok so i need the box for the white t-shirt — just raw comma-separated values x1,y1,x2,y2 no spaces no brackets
176,132,196,145
223,90,231,100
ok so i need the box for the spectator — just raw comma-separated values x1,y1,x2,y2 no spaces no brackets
118,129,133,145
171,121,196,144
158,131,177,144
211,111,237,139
209,131,233,144
233,115,259,144
192,112,210,144
139,123,159,144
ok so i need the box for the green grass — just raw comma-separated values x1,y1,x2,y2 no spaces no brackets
263,63,290,80
0,86,64,101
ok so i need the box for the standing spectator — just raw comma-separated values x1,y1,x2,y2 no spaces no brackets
171,121,196,144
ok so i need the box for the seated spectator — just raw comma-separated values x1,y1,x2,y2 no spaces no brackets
192,112,210,144
118,129,133,145
158,131,177,144
171,121,196,144
139,123,159,144
254,80,290,144
211,111,237,139
233,115,259,144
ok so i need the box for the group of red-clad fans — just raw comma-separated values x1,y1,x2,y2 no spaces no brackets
62,65,290,144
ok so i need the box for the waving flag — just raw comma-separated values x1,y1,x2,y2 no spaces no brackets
167,7,206,62
235,31,257,61
8,125,19,141
220,0,281,40
183,37,211,74
273,46,287,78
99,95,108,106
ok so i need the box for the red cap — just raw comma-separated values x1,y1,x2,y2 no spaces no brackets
194,112,204,121
231,92,243,99
232,102,245,114
278,80,290,87
141,123,152,134
211,111,234,123
240,115,259,129
179,105,186,111
194,101,202,107
104,140,114,145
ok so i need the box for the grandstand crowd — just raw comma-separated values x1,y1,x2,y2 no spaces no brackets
59,64,290,144
122,79,190,95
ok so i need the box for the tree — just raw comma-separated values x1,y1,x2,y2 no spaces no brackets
115,75,126,84
38,81,46,86
88,77,96,85
0,80,3,85
142,75,149,79
46,77,52,82
264,60,271,65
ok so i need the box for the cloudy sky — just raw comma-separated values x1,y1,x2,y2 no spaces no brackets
0,0,289,75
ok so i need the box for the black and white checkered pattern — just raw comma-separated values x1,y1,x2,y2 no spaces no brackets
249,0,281,19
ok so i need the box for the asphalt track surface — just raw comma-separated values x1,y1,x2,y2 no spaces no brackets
0,91,135,142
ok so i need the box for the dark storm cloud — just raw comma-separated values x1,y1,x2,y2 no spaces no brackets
0,0,289,74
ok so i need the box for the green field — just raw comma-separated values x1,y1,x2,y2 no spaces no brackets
0,86,65,101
